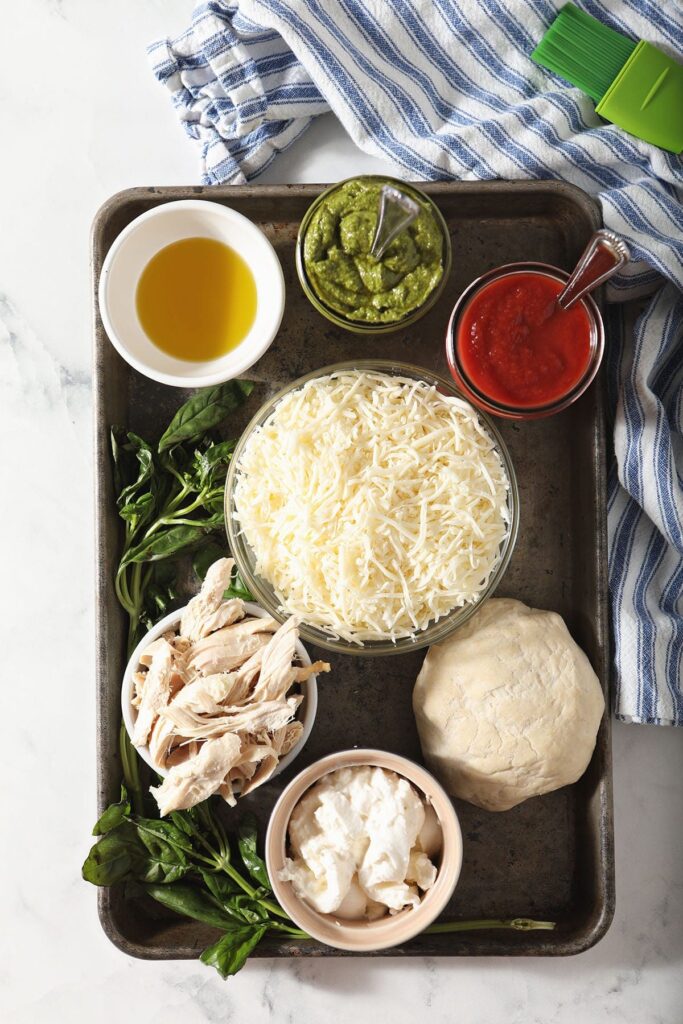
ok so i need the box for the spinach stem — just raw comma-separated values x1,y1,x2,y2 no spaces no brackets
267,922,310,938
132,818,217,869
127,562,143,653
164,477,190,506
216,861,293,923
425,918,556,934
155,516,211,529
119,723,144,816
115,565,135,616
142,493,207,538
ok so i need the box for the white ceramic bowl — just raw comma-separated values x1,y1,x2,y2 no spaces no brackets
121,603,318,777
99,199,285,387
265,749,463,952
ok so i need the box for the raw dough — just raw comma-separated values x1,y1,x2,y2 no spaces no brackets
412,599,605,811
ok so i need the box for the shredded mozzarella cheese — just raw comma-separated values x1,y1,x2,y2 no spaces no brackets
233,371,510,644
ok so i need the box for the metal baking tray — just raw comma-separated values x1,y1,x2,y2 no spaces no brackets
92,181,613,960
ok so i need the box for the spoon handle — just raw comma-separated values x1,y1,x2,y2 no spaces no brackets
370,185,420,260
557,229,630,311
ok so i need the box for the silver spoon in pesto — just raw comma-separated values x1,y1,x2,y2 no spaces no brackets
370,184,420,260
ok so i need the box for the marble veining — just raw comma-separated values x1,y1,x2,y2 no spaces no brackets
1,3,682,1023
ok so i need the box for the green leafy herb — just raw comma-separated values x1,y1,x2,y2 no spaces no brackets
200,923,268,979
224,567,253,602
143,883,238,931
92,785,130,836
238,813,272,891
82,822,145,886
121,523,211,569
112,381,253,655
133,818,193,883
193,541,227,581
199,868,242,903
158,380,254,452
424,918,556,934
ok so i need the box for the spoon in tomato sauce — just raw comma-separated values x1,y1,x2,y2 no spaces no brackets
556,230,630,311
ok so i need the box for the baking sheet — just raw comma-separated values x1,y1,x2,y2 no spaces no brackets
92,181,614,959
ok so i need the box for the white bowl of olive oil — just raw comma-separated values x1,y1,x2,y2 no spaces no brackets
98,199,285,387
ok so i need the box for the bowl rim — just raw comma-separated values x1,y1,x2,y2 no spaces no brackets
224,359,519,655
98,199,285,388
120,601,318,777
265,748,463,952
445,261,605,420
295,175,453,335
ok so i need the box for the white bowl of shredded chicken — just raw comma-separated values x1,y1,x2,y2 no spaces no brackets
121,558,329,817
226,362,519,654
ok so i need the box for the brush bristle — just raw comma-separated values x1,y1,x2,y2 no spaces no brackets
531,3,636,102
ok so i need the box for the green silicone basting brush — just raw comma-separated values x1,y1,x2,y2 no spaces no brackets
531,3,683,152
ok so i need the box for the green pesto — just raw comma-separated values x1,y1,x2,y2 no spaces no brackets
302,180,444,324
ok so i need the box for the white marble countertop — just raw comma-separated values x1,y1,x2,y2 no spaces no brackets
2,2,681,1022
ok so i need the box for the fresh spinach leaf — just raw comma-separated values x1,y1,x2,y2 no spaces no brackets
201,505,227,528
92,785,130,836
134,818,193,883
237,814,271,890
122,524,210,568
169,811,197,838
224,568,253,602
191,439,237,490
222,895,270,925
111,427,144,497
200,923,268,979
143,883,237,931
140,561,181,630
193,541,227,582
111,431,155,511
158,380,253,453
81,822,143,886
135,817,194,853
118,492,154,525
200,869,242,904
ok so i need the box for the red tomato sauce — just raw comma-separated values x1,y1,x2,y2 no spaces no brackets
456,272,593,408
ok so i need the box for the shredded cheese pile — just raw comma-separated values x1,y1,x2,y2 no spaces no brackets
233,371,510,644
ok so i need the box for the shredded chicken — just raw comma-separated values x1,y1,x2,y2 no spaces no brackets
130,557,331,815
151,733,243,816
186,624,276,676
180,558,242,640
159,695,303,740
132,640,175,747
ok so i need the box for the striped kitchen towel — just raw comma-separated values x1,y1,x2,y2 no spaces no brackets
149,1,683,725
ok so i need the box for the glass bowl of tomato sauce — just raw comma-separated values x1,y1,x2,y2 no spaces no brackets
445,262,604,420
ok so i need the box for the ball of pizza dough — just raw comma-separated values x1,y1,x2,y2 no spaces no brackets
413,599,605,811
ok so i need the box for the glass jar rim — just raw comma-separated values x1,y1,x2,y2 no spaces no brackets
445,261,605,420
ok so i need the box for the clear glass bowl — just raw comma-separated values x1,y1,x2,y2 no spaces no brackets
295,176,452,335
224,360,519,656
445,262,605,420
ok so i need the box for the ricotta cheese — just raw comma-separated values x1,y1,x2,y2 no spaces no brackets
279,766,441,918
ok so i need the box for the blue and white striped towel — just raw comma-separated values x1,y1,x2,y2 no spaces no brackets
149,1,683,726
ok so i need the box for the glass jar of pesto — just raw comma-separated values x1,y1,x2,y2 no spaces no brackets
296,176,452,334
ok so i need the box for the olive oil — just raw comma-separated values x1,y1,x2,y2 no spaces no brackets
136,237,257,361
